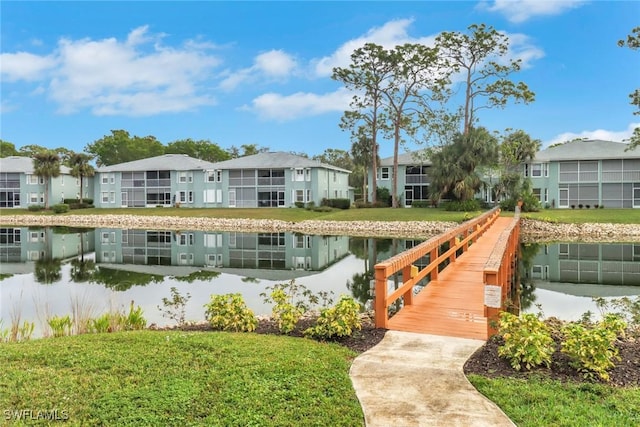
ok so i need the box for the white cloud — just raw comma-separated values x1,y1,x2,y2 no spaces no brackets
480,0,588,23
312,18,437,77
2,26,221,116
545,122,640,147
502,33,545,69
0,52,57,81
245,87,352,121
219,49,298,91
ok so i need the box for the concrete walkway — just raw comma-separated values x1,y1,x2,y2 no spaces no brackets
350,331,516,427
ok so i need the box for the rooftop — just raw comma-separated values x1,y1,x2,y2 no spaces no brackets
97,154,218,172
0,156,72,174
535,139,637,161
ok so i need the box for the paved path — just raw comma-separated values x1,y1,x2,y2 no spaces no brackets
350,331,515,427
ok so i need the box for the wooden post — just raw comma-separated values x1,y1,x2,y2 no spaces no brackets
484,271,501,337
374,266,388,329
402,265,414,306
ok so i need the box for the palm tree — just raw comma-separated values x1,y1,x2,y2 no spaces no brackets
69,153,95,204
32,150,61,209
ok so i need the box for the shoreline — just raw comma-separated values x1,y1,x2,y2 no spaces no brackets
1,214,639,241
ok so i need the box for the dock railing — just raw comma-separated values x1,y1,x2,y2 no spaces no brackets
374,207,502,329
482,204,521,337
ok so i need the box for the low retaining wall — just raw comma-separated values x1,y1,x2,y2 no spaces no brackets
1,214,639,241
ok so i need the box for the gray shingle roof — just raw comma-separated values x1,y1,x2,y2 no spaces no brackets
0,156,72,174
379,150,432,167
535,140,637,161
211,151,351,172
97,154,218,172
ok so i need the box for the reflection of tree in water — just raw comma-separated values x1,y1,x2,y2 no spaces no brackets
518,242,541,311
347,271,374,307
241,277,260,284
34,258,62,284
90,267,164,291
0,274,14,281
173,270,221,284
69,258,96,283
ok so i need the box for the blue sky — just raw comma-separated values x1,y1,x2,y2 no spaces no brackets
1,1,639,158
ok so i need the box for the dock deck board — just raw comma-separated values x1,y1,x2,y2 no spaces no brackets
387,217,514,340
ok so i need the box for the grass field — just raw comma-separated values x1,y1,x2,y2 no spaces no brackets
0,331,363,426
468,375,640,427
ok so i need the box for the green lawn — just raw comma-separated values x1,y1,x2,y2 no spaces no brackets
468,375,640,427
520,208,640,224
0,331,363,426
3,205,639,224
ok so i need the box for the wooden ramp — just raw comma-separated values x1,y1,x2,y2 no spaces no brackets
387,217,514,341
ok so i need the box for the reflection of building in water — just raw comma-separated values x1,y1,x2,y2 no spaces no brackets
0,227,95,273
94,229,349,274
529,243,640,286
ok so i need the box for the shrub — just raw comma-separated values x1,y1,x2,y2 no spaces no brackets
312,206,333,213
120,301,147,330
411,201,431,208
305,201,316,210
571,205,576,209
375,187,392,207
304,296,362,339
28,205,44,212
63,198,93,205
321,198,351,209
561,314,626,381
267,288,304,334
442,199,481,212
261,280,334,334
158,287,191,326
578,204,583,209
51,203,70,214
497,312,554,371
48,315,73,338
204,293,257,332
294,201,305,208
585,204,591,209
90,314,112,333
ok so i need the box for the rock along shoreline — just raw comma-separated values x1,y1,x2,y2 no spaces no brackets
1,214,639,242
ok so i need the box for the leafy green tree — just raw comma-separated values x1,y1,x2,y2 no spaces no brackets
333,43,393,204
429,127,499,202
32,150,61,209
436,23,535,134
379,43,451,207
494,129,541,203
165,138,231,162
68,153,95,204
313,148,354,171
618,27,640,151
18,144,49,157
349,128,378,202
227,143,269,158
85,130,165,166
0,140,19,157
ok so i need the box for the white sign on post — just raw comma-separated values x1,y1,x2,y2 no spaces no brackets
484,285,502,308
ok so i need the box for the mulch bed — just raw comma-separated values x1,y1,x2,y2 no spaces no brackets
463,334,640,388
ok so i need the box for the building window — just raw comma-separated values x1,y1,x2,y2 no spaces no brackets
333,171,337,182
188,191,194,203
295,190,304,202
306,189,311,203
101,192,110,203
380,167,390,180
305,169,311,181
295,169,304,181
531,164,542,177
178,172,193,183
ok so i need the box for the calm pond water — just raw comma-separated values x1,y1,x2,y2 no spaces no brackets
1,226,638,336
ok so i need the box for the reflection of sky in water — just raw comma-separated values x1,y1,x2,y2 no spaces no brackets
3,239,639,337
1,255,367,337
